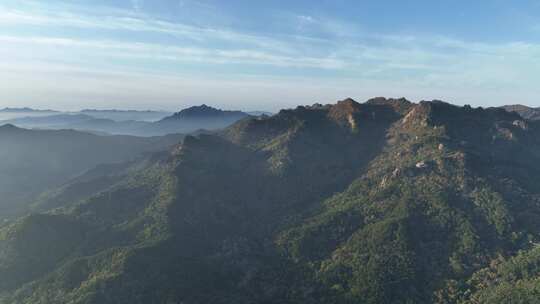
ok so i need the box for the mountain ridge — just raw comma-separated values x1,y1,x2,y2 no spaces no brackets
500,104,540,121
2,98,540,303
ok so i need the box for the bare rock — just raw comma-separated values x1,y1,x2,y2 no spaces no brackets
512,120,528,130
416,161,428,169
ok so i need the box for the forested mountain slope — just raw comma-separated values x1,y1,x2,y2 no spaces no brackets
0,125,183,221
2,98,540,303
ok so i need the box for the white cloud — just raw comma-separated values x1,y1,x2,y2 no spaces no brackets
298,15,315,23
1,1,540,109
0,35,345,69
0,5,294,53
3,58,536,111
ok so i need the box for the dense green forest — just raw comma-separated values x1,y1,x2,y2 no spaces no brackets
2,98,540,303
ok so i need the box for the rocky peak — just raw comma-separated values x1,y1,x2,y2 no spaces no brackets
327,98,362,131
327,98,361,116
337,97,360,106
366,97,413,114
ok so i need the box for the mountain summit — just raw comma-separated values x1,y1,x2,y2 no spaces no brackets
141,105,251,136
161,104,249,121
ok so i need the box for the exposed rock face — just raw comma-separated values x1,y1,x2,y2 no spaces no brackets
327,98,362,129
416,161,428,169
513,119,528,130
501,104,540,121
366,97,413,114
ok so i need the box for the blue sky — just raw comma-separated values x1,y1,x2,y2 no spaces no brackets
1,0,539,111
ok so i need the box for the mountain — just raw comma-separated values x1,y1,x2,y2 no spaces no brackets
160,104,249,122
140,104,251,136
501,104,540,121
162,104,236,118
0,125,183,221
3,98,540,303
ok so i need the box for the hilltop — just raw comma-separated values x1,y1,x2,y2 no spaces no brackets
161,104,248,120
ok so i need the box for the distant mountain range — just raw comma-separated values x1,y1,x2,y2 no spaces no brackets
0,108,169,125
0,105,264,136
0,107,57,113
0,108,60,121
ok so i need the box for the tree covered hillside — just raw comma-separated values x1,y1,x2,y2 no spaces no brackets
0,125,183,221
2,98,540,303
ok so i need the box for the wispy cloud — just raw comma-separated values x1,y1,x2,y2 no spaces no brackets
0,4,294,53
1,1,539,109
0,35,345,69
289,13,362,39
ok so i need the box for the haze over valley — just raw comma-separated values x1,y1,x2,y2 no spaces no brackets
0,105,260,136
